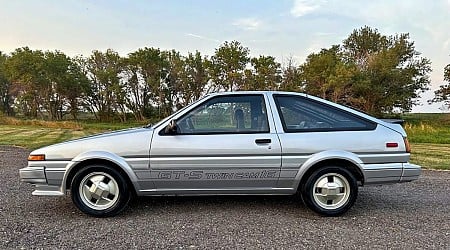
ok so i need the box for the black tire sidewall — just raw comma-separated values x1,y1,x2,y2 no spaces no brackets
71,165,131,217
301,166,358,216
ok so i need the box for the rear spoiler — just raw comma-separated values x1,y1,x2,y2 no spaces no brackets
380,119,405,126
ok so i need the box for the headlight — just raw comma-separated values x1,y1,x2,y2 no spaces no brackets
28,154,45,161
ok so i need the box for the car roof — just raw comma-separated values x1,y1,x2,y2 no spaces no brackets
207,90,307,96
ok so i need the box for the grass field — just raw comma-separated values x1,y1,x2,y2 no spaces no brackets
403,113,450,144
0,125,92,149
410,143,450,170
0,114,449,170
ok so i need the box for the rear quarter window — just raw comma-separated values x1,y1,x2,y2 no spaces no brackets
274,95,377,132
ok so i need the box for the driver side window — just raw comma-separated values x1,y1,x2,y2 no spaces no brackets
176,95,269,134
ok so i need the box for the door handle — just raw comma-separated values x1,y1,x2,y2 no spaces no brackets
255,139,271,144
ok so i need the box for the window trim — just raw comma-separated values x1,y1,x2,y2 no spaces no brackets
159,94,270,136
273,94,377,133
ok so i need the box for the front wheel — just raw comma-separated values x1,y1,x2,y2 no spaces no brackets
71,164,131,217
301,166,358,216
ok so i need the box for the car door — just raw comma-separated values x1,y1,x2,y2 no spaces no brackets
149,94,282,192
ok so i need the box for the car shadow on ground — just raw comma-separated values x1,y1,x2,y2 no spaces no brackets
15,175,426,219
23,188,414,219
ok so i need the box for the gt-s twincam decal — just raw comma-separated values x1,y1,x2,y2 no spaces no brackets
149,170,279,180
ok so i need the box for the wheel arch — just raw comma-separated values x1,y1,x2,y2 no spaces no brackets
293,150,366,192
300,159,364,187
63,151,139,195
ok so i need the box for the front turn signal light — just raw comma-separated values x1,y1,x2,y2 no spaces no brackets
403,137,411,153
28,154,45,161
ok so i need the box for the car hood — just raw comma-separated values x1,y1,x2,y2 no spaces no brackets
31,127,154,160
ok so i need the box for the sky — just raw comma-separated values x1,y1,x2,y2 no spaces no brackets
1,0,449,112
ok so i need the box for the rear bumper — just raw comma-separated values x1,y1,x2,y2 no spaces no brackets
400,163,421,183
362,162,421,185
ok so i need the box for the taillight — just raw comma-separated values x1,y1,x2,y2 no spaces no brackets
403,137,411,153
386,142,399,148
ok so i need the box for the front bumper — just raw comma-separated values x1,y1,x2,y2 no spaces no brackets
19,166,47,184
19,166,65,196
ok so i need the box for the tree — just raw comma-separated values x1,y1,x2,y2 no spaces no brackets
42,51,90,120
122,57,146,121
0,52,14,116
5,48,90,120
243,55,281,91
209,41,250,91
56,57,90,120
299,45,356,103
5,47,47,118
342,26,431,114
179,51,210,106
432,63,450,108
125,47,168,120
162,49,184,117
279,57,303,92
82,49,125,121
297,26,431,115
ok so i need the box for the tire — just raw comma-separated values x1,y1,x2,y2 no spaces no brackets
301,166,358,216
71,164,131,217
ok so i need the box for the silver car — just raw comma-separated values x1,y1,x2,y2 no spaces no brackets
19,91,421,217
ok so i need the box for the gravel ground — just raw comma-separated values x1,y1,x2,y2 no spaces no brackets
1,146,449,249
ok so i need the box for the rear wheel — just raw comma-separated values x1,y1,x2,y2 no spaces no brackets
71,164,131,217
301,166,358,216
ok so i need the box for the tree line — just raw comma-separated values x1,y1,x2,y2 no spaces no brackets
0,26,446,122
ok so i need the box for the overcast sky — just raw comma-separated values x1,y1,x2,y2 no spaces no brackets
1,0,449,112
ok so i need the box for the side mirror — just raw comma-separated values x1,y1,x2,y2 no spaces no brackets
164,120,178,135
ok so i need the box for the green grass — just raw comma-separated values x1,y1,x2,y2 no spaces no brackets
0,116,148,149
0,117,149,149
78,121,148,130
410,143,450,170
0,122,150,149
404,123,450,144
402,113,450,126
0,125,97,149
402,113,450,144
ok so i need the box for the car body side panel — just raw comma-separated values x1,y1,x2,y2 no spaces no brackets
276,128,408,188
23,128,155,194
149,133,282,190
148,94,283,191
267,92,409,189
